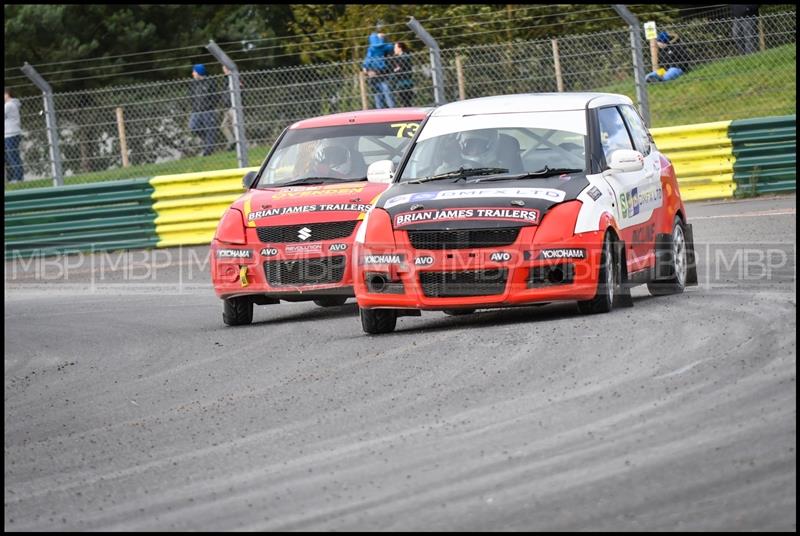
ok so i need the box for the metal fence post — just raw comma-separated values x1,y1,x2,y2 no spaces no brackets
115,107,130,167
206,40,248,168
407,17,446,106
358,71,369,110
20,62,64,186
455,55,467,100
613,5,652,127
551,38,565,92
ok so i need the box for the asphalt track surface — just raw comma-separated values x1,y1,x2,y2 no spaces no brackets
4,195,796,531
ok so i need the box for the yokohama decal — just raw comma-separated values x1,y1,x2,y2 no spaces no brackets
216,249,252,259
361,254,405,265
536,248,586,260
393,206,539,227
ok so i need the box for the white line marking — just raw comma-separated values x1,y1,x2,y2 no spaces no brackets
692,209,796,220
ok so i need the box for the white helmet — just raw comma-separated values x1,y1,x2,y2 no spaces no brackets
457,129,499,164
313,141,352,175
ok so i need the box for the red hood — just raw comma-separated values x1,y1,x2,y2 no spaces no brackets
232,181,389,226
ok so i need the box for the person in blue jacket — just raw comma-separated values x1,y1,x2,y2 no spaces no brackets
645,32,692,83
362,23,396,108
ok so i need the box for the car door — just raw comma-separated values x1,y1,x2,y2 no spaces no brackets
595,105,660,270
619,104,664,263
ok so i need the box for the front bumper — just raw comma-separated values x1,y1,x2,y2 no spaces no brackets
354,229,606,310
211,239,357,300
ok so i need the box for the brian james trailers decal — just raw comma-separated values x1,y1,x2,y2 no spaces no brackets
248,203,372,221
393,206,539,227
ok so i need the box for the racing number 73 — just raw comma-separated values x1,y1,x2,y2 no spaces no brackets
391,122,420,138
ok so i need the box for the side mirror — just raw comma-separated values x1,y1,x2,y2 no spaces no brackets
367,159,395,183
242,171,258,189
606,149,645,173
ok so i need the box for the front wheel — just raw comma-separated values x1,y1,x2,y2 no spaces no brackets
360,308,397,334
313,296,348,307
647,216,687,296
223,296,253,326
577,232,618,315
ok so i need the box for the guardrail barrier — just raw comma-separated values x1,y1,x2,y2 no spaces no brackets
150,167,257,248
650,120,736,202
728,115,796,196
5,115,795,258
5,179,156,259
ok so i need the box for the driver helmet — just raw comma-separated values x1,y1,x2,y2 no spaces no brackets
313,140,352,175
457,129,499,164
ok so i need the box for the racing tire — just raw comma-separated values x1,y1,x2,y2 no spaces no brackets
313,297,349,307
647,216,688,296
223,296,253,326
443,309,476,316
360,307,397,334
577,232,618,315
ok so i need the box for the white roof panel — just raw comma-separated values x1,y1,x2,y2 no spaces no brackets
432,92,632,116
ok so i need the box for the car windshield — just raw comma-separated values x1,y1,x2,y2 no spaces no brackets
398,113,587,183
256,121,420,187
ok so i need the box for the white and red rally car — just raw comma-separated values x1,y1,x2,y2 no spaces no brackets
211,108,430,325
354,93,698,333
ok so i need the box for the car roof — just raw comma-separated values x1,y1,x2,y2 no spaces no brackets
431,93,633,117
290,107,432,129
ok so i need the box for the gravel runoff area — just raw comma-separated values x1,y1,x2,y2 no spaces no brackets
4,195,796,531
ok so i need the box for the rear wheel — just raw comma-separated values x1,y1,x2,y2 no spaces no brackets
360,308,397,334
223,296,253,326
648,216,687,296
313,296,348,307
578,232,618,315
443,309,476,316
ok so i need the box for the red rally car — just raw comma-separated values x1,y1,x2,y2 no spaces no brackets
353,93,698,334
211,108,431,325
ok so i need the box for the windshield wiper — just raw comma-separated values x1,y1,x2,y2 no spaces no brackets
274,176,362,187
472,166,583,183
408,167,509,184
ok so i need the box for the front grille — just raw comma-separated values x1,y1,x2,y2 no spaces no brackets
257,220,358,243
419,269,508,298
263,256,346,286
407,228,520,250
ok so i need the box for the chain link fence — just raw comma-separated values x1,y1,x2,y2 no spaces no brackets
441,11,795,125
6,10,795,188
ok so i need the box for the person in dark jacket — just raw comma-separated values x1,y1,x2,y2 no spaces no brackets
188,64,221,156
362,25,395,108
731,4,760,55
645,32,692,82
391,42,415,108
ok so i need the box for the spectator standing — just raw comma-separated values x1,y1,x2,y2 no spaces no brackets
362,24,395,109
4,87,24,183
188,64,220,156
731,4,760,55
645,32,692,83
220,65,239,152
391,42,415,108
